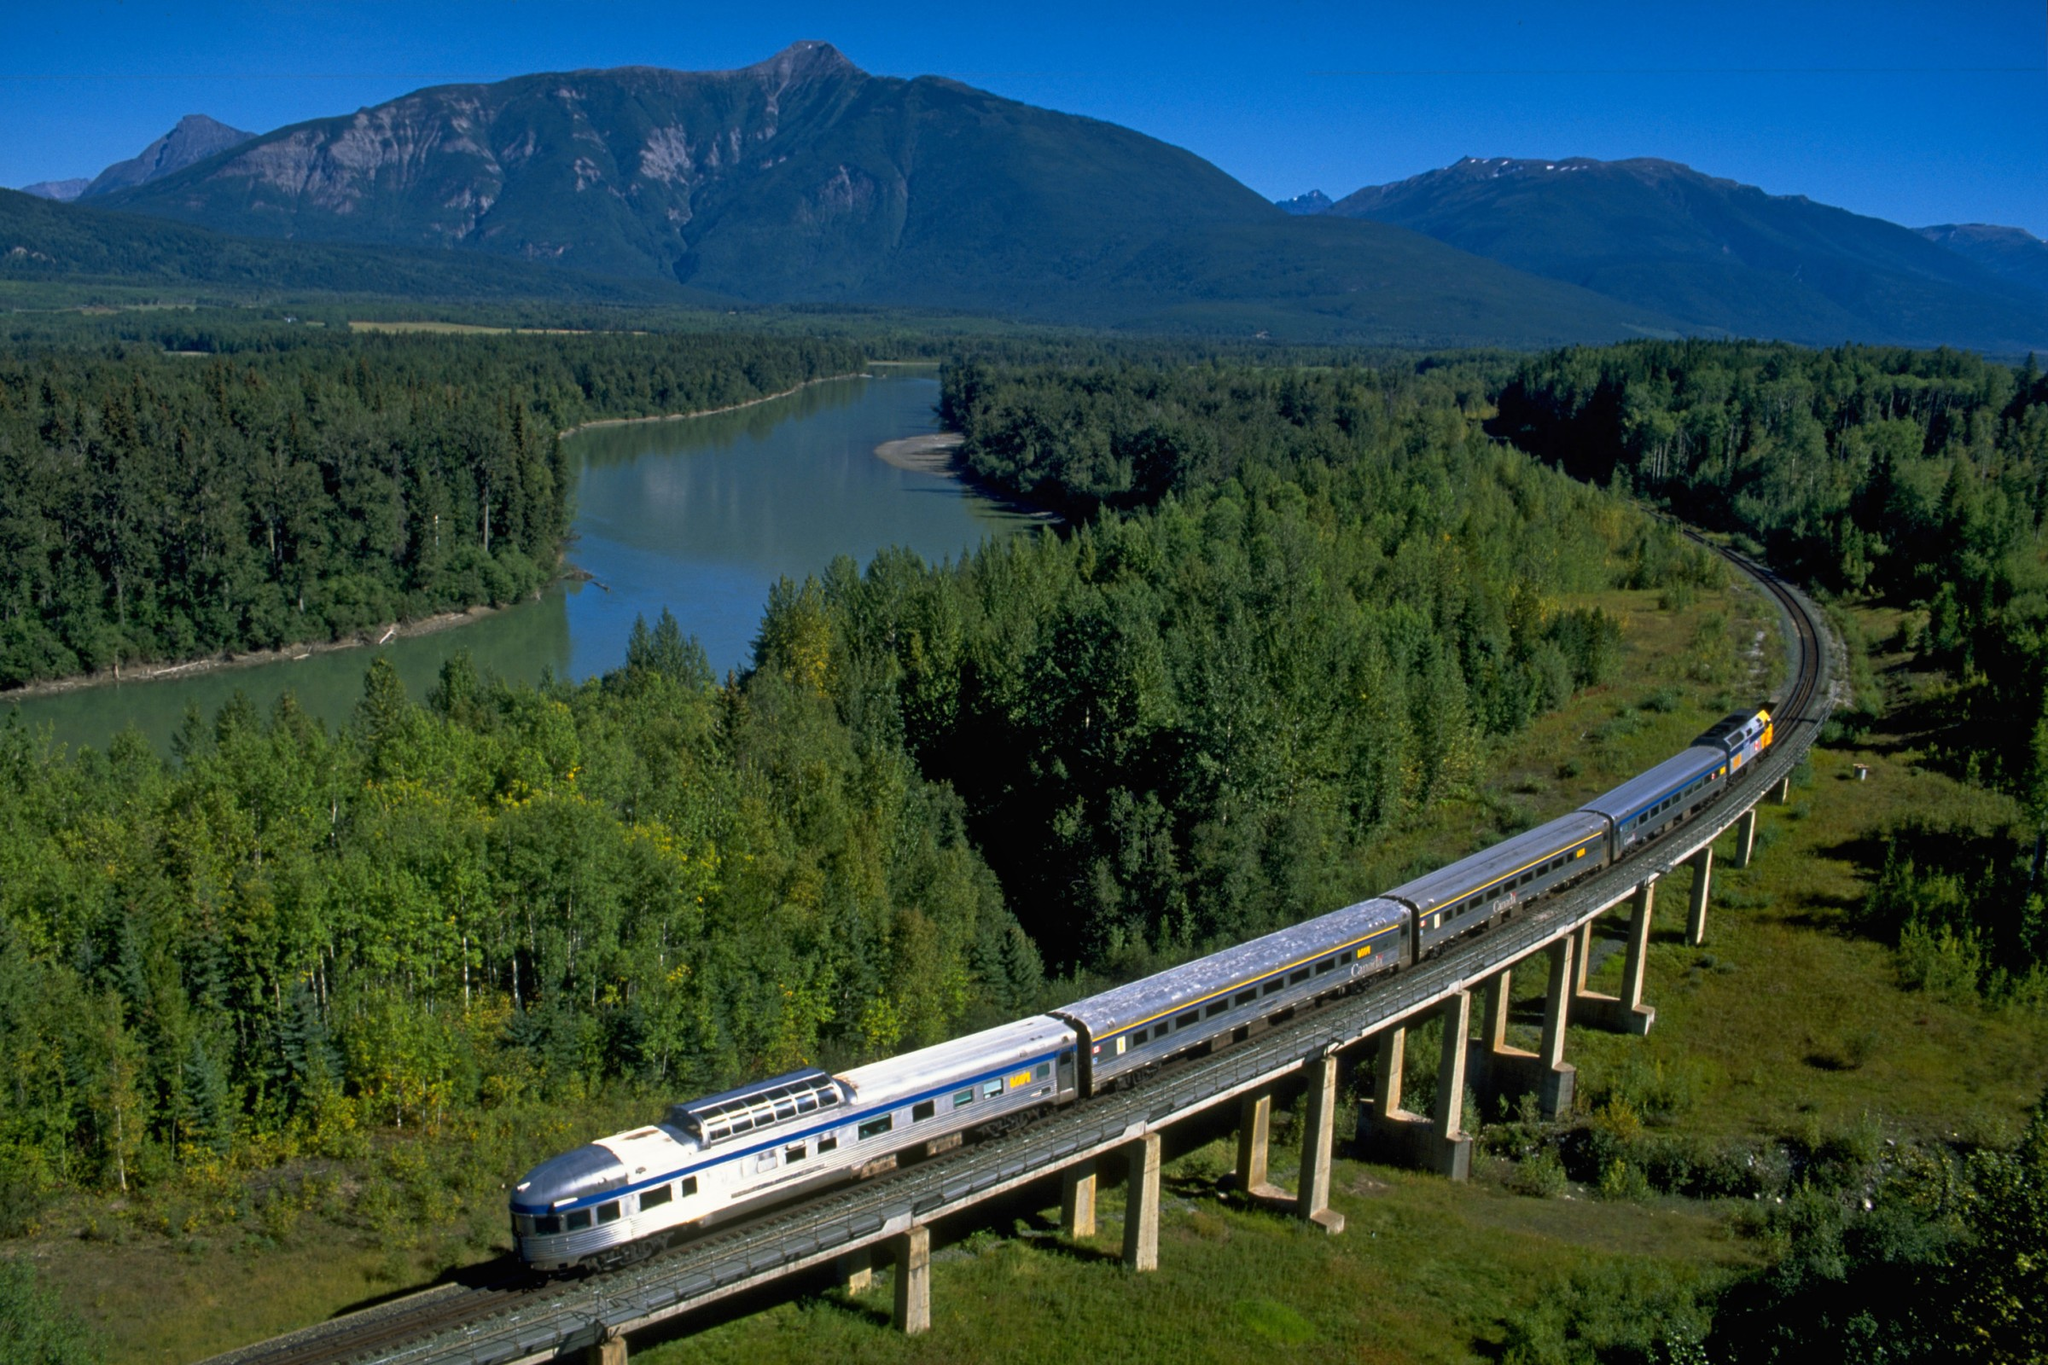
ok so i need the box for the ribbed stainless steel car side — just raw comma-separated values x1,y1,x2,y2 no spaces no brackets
1054,898,1410,1093
1385,811,1610,955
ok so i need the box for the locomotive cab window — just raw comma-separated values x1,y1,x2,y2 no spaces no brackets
912,1100,936,1122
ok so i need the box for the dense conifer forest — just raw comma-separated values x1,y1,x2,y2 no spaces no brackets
0,331,864,685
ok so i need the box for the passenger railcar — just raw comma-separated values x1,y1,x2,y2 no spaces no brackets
1581,708,1772,856
511,1016,1078,1270
1055,898,1410,1095
1387,812,1611,958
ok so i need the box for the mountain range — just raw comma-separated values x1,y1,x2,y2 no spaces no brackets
1285,157,2047,353
7,46,2043,352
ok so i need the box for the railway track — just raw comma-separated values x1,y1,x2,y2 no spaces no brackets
202,528,1833,1365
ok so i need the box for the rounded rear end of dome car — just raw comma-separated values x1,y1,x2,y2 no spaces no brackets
509,1143,633,1271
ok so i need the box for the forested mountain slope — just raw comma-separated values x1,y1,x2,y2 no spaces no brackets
0,187,713,304
1332,157,2048,355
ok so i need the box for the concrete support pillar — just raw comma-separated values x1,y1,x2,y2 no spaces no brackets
1776,775,1792,805
1734,807,1758,868
1432,990,1471,1154
1685,846,1714,947
1535,936,1579,1118
1576,879,1658,1035
1295,1053,1346,1233
1480,970,1512,1050
1123,1133,1161,1272
585,1335,627,1365
1373,1026,1405,1115
840,1245,872,1295
1060,1159,1097,1238
1574,922,1594,992
891,1225,931,1336
1235,1092,1285,1201
1358,1004,1471,1179
1469,957,1576,1121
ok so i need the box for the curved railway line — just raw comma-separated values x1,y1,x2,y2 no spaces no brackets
202,530,1836,1365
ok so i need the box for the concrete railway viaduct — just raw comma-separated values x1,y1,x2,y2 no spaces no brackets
207,538,1836,1365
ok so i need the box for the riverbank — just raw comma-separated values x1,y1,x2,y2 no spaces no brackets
0,601,525,703
558,371,871,438
872,429,1064,526
873,430,964,472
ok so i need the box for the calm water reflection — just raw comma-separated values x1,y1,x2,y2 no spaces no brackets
5,369,1032,754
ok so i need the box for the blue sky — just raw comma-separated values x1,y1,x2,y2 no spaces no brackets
4,0,2043,235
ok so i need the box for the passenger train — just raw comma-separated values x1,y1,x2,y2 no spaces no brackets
510,705,1775,1270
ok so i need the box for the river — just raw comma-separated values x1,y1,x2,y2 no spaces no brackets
2,368,1035,754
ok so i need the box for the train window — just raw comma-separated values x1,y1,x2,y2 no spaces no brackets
984,1079,1003,1099
773,1095,798,1122
1314,958,1334,975
565,1209,593,1231
912,1100,937,1122
1289,968,1310,985
1263,978,1286,996
786,1143,807,1164
514,1214,536,1236
681,1177,699,1197
1176,1010,1200,1029
953,1088,975,1106
1033,1063,1051,1082
755,1151,778,1173
1235,988,1257,1007
817,1137,837,1156
1338,950,1355,964
1131,1027,1149,1044
1206,999,1229,1018
641,1185,673,1210
535,1214,563,1235
597,1201,621,1224
858,1115,893,1141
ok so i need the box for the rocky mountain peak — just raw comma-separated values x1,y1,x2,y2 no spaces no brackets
79,113,255,199
1276,189,1333,216
746,41,861,84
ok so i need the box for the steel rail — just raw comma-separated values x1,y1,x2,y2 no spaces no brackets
202,541,1835,1365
